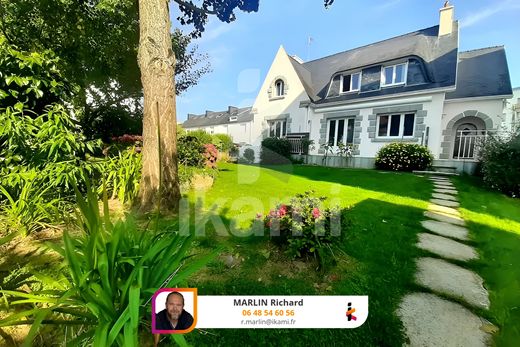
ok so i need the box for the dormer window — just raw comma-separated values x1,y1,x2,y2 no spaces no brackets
381,63,407,86
275,79,285,96
229,116,238,122
340,72,361,93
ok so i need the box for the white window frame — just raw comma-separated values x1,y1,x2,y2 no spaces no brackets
376,113,415,138
326,117,356,149
340,72,361,93
381,63,408,87
275,79,285,97
268,120,287,138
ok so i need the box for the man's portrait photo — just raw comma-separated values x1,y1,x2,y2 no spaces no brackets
153,289,196,333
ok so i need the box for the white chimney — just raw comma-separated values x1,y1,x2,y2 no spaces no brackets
439,1,454,36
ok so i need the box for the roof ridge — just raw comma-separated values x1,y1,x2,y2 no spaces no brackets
460,45,504,53
302,24,440,65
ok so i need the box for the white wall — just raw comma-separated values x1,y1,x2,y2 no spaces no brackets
250,46,311,153
442,98,506,131
504,88,520,131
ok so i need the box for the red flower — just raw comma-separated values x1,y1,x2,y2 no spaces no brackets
278,204,287,217
312,207,320,219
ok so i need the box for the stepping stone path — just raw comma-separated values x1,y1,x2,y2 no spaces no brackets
398,176,494,346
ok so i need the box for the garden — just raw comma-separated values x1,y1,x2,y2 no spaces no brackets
2,2,520,346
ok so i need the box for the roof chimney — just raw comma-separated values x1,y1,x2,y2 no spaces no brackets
228,106,238,114
439,1,454,36
187,113,195,120
205,110,212,117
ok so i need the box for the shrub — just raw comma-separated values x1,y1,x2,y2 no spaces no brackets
101,148,142,203
0,182,215,346
243,148,255,163
203,143,219,169
375,143,433,171
213,133,233,152
229,144,239,158
479,133,520,197
187,129,213,145
177,135,205,167
260,191,342,267
261,137,292,164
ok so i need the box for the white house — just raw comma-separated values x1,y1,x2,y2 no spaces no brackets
182,106,254,145
504,87,520,131
186,4,513,172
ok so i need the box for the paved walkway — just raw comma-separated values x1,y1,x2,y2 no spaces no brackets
397,176,495,347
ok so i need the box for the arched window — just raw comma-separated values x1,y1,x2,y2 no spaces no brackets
275,79,284,96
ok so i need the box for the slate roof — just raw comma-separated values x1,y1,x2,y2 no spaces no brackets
291,23,460,104
182,106,253,128
445,46,513,99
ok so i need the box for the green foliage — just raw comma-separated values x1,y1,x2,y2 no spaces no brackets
261,137,292,164
0,35,70,113
243,148,255,164
0,182,216,346
187,130,213,145
262,191,342,267
479,133,520,197
212,133,233,152
178,165,219,186
101,148,142,203
178,135,205,168
375,143,433,171
0,175,62,244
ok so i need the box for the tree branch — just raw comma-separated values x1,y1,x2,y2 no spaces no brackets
172,0,217,15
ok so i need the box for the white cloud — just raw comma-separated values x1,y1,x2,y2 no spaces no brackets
206,46,233,69
196,21,234,44
374,0,404,11
460,0,520,28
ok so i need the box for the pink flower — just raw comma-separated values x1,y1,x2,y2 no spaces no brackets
312,207,320,219
278,204,287,217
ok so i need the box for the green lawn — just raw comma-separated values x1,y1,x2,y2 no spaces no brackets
181,163,432,347
454,176,520,347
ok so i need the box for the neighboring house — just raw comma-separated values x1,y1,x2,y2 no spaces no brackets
182,106,254,145
246,3,512,171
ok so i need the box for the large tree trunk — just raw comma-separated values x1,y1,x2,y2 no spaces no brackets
136,0,180,212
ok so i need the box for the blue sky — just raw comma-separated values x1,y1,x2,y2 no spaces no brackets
172,0,520,122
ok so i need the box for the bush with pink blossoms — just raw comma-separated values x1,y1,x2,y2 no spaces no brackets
260,191,342,266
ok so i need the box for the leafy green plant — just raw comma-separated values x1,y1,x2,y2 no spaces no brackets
375,143,433,171
261,137,292,164
101,148,142,203
242,148,255,164
0,181,216,346
177,134,205,168
186,129,213,145
261,191,342,267
0,35,71,113
212,133,233,152
479,132,520,197
0,176,62,245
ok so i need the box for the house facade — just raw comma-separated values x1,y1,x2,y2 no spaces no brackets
184,4,513,172
182,106,254,145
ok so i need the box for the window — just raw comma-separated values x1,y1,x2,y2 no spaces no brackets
275,79,285,96
327,118,355,146
229,116,238,122
209,126,215,134
341,72,361,93
377,113,415,137
268,120,287,138
381,63,407,86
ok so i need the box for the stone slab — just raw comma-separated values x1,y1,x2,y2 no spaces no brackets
398,293,492,347
421,220,468,240
430,198,460,208
433,182,455,188
417,233,478,261
415,257,490,309
433,188,458,195
428,204,461,217
431,193,458,201
424,211,465,226
429,177,450,181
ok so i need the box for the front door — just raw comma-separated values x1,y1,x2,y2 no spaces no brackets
453,123,477,159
